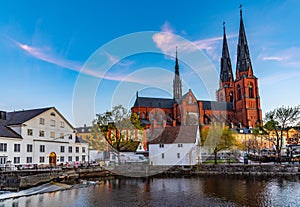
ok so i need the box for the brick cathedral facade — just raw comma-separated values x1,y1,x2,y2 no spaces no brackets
131,9,262,129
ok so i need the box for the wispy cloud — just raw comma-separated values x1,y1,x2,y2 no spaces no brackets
262,56,285,61
259,47,300,67
153,22,237,61
14,39,83,71
11,38,143,83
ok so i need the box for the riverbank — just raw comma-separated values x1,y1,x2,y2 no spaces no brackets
1,164,299,192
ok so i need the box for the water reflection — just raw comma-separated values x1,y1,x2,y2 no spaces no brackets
0,176,299,207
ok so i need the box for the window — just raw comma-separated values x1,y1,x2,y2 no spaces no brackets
82,147,86,153
0,143,7,152
237,84,241,100
39,118,45,125
60,121,65,128
40,145,45,153
82,155,86,161
60,146,65,153
27,129,33,136
249,83,254,98
50,132,55,138
69,135,73,140
75,156,79,161
230,91,234,102
178,144,183,148
159,144,164,148
26,157,32,163
14,157,20,164
188,96,192,104
50,120,55,127
39,156,45,163
0,157,6,164
60,133,64,139
177,153,180,159
76,147,79,153
14,144,20,152
60,156,64,162
161,153,164,159
39,130,45,137
68,146,72,153
27,144,33,152
68,156,72,162
50,112,56,116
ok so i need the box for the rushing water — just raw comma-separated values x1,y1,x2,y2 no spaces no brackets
1,176,300,207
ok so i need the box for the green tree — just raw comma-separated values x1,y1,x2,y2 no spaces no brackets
264,105,300,157
96,105,143,152
201,123,236,164
88,120,108,151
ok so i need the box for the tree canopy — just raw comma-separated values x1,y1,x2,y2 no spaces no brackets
264,105,300,155
201,124,236,164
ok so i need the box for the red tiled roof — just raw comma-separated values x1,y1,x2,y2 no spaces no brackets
148,126,198,144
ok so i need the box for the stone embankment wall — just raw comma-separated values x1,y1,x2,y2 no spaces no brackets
0,170,62,191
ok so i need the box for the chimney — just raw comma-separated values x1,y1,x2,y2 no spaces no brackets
0,111,7,120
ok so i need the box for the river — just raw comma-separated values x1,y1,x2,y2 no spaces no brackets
1,176,299,207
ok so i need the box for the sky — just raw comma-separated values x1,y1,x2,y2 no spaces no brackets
1,0,300,127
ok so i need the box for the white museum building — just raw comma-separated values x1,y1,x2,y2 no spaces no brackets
0,107,88,168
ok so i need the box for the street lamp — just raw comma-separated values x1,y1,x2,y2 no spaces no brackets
259,130,263,164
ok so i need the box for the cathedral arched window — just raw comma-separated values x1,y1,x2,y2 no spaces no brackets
249,82,254,98
188,96,192,104
229,91,233,102
237,84,241,100
220,93,224,102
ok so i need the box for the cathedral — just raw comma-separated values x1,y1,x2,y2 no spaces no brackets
131,8,262,129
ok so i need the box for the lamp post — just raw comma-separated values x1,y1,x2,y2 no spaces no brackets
259,130,262,164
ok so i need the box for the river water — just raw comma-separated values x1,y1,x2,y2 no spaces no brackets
1,176,300,207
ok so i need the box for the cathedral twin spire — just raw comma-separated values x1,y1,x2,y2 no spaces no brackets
220,6,253,84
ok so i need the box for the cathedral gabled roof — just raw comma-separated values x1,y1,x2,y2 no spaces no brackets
201,101,233,111
236,7,253,77
220,23,233,83
133,97,175,108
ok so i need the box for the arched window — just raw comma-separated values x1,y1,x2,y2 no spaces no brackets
249,82,254,98
188,96,192,104
229,91,234,102
237,84,241,100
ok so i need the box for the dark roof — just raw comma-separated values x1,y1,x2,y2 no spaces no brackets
220,25,233,83
148,126,198,144
0,119,22,138
235,128,253,134
201,101,233,111
76,125,92,133
6,107,52,125
236,9,252,73
133,97,175,108
76,136,88,143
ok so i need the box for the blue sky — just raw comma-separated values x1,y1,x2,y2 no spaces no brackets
1,0,300,127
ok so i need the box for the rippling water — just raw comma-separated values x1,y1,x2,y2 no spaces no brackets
1,176,300,207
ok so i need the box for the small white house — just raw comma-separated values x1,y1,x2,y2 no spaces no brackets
0,107,89,168
148,126,200,166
